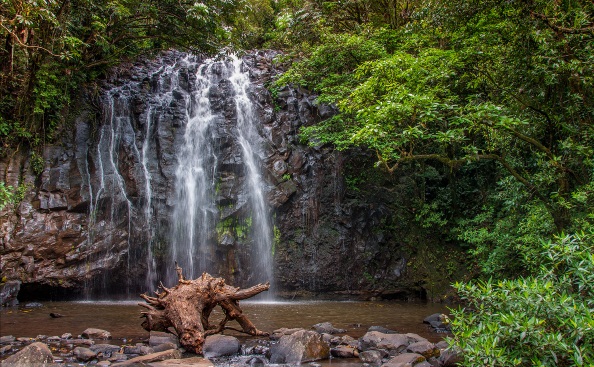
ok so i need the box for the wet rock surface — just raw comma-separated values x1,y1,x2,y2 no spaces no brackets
0,50,450,300
203,335,241,358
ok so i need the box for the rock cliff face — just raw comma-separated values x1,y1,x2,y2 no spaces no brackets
0,51,444,301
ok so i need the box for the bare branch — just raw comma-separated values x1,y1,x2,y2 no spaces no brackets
227,282,270,301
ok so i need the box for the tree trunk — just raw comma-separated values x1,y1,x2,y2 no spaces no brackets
139,265,269,354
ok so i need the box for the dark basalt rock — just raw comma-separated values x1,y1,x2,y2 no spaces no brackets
0,50,452,300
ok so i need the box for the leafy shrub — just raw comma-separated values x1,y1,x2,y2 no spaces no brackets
449,230,594,366
0,182,14,211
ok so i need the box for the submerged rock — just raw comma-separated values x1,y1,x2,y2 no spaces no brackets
330,345,357,358
203,335,241,358
24,302,43,308
368,326,399,334
82,328,112,339
359,350,384,365
90,343,121,356
149,331,179,347
74,346,98,361
312,322,346,334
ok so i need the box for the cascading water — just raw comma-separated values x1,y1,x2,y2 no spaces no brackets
86,94,135,297
169,60,220,283
83,53,274,296
228,56,274,289
167,56,274,292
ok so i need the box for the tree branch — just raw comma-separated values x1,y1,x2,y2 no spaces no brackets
531,11,594,35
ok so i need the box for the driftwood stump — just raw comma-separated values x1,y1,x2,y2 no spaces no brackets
139,265,269,354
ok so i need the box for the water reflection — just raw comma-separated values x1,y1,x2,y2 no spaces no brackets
0,300,448,343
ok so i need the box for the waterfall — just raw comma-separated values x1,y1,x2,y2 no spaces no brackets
166,55,274,290
228,56,274,289
169,60,219,283
84,53,274,296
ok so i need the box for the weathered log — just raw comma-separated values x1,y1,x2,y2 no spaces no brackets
139,265,269,354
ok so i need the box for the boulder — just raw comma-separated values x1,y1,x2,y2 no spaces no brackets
422,313,442,324
368,326,399,334
269,329,330,364
358,332,410,355
438,349,463,366
339,335,358,348
312,322,346,334
359,350,383,365
322,333,334,344
424,314,451,331
74,346,98,361
123,344,154,355
405,333,429,343
3,342,54,366
435,341,449,350
112,349,182,366
61,333,73,339
382,352,426,367
0,345,12,354
82,328,112,339
149,331,179,347
407,341,439,359
270,327,304,340
202,335,241,358
0,335,16,344
90,343,122,356
331,345,356,358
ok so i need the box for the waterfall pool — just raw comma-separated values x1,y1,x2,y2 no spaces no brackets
1,300,450,365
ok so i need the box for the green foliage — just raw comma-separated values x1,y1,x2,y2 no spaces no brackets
449,230,594,366
0,0,237,155
29,151,45,176
456,201,557,277
0,182,15,211
275,0,594,264
0,181,32,211
275,31,388,102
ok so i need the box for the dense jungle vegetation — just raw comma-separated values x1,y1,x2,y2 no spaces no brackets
1,0,593,365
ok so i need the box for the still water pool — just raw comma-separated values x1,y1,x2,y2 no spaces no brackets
1,300,450,365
